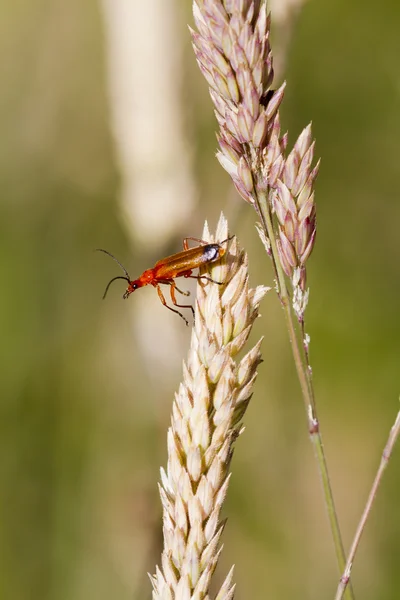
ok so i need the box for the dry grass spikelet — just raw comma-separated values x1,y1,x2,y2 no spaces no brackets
150,213,269,600
191,0,320,321
190,0,286,204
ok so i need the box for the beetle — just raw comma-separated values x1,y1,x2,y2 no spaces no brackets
97,235,233,325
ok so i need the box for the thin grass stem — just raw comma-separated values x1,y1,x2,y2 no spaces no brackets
256,188,353,600
334,410,400,600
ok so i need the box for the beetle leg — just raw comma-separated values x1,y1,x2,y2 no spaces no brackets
156,284,190,326
170,282,195,320
187,275,224,285
173,283,191,297
182,237,208,251
157,279,190,297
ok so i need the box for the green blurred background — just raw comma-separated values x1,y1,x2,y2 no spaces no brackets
1,1,400,599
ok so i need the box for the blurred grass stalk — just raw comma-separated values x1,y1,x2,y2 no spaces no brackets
100,0,199,370
100,0,196,250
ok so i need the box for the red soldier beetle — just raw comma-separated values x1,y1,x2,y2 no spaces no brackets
97,235,234,325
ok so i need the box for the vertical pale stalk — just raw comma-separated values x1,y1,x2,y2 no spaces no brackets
100,0,195,249
150,214,269,600
101,0,197,373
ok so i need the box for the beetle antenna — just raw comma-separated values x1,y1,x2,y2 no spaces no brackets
102,276,130,300
96,248,131,279
219,234,235,245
